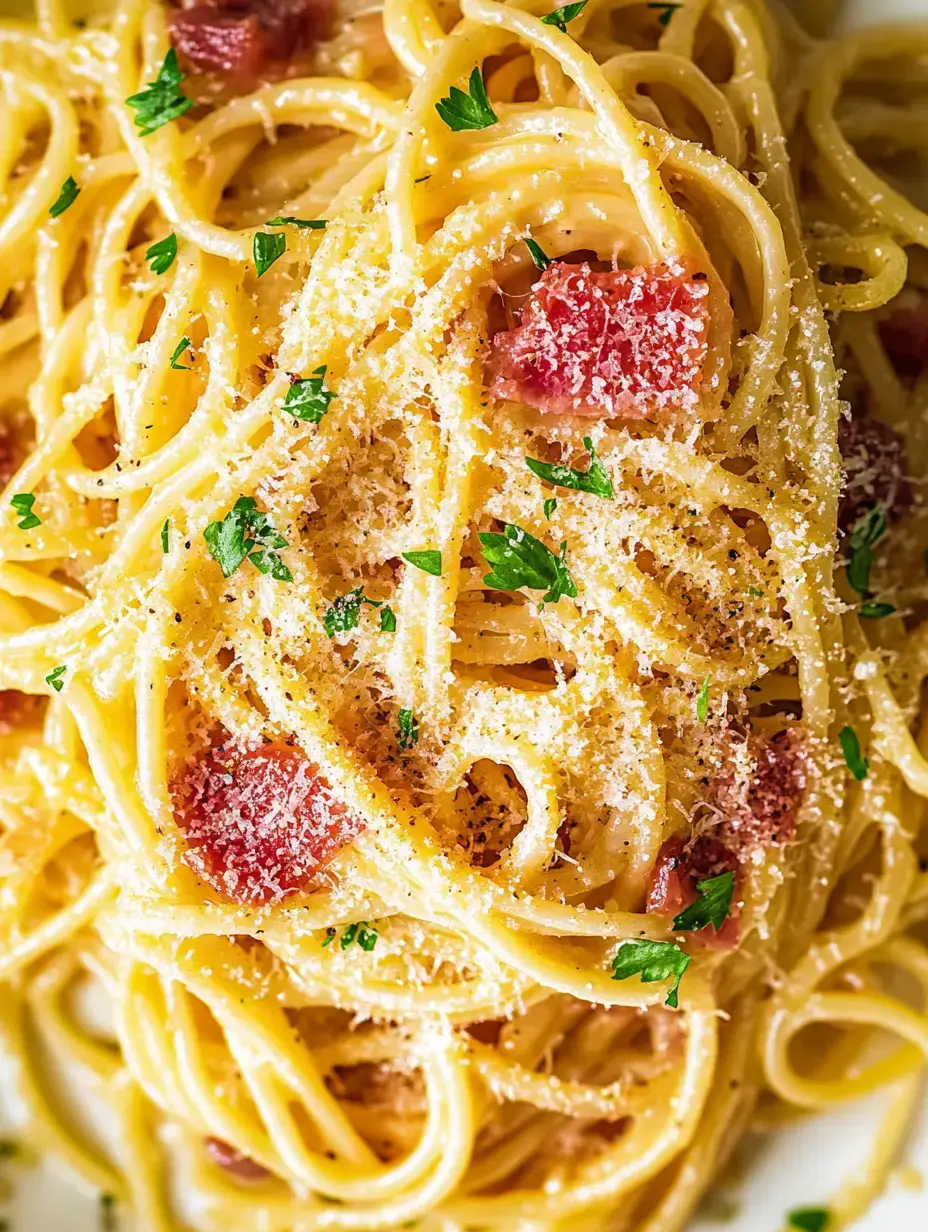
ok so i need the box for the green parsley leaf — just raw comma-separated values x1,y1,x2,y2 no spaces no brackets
696,673,710,724
204,496,291,582
479,523,577,607
10,492,40,530
839,725,868,782
161,519,169,553
380,606,397,633
610,938,691,1009
524,236,552,270
435,67,498,132
282,366,336,424
267,216,327,230
543,497,558,520
45,665,66,693
540,1,588,33
787,1210,830,1232
126,49,193,136
254,231,286,277
859,600,895,618
146,233,177,275
356,923,378,951
397,708,419,750
324,587,381,638
525,436,613,499
403,550,442,577
49,176,80,218
847,505,887,597
672,871,735,933
339,922,360,949
746,586,764,597
647,1,682,26
169,336,192,370
322,927,337,947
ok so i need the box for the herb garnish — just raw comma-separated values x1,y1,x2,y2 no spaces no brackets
647,2,682,26
695,674,710,724
380,606,397,633
525,436,613,499
436,67,498,132
337,922,379,952
859,600,895,619
746,586,764,597
839,726,868,782
847,506,886,597
787,1210,830,1232
11,493,40,530
49,176,80,218
253,231,286,277
672,871,734,934
282,367,336,424
161,519,169,553
402,550,442,577
324,588,382,638
397,708,419,750
267,217,327,230
540,1,588,32
169,337,192,370
204,496,292,581
524,236,552,271
126,49,193,136
46,665,66,692
610,938,691,1008
543,497,557,520
479,523,577,607
146,233,177,274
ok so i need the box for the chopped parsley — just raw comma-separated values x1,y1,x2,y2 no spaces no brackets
695,673,710,724
169,337,192,370
161,519,169,553
540,1,588,32
746,586,764,597
859,600,895,618
45,665,66,692
204,496,292,582
282,367,335,424
254,231,286,277
11,492,40,530
337,922,378,952
322,927,337,947
380,606,397,633
397,708,419,750
402,550,442,577
435,67,498,132
672,871,735,934
787,1210,830,1232
49,176,80,218
847,505,886,597
647,1,682,26
479,523,577,607
525,436,613,499
267,216,327,230
610,938,691,1008
146,233,177,274
323,587,382,638
543,497,558,520
524,236,552,270
839,725,868,782
126,49,193,136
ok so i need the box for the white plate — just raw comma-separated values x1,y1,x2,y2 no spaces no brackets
3,0,928,1228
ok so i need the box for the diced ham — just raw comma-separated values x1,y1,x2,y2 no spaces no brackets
838,415,912,534
172,740,364,904
487,261,710,418
169,0,334,83
647,833,740,949
713,730,807,854
204,1137,271,1182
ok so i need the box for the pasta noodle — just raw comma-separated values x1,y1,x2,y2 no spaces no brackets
0,0,927,1229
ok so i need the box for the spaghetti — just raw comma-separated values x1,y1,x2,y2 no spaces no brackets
0,0,927,1229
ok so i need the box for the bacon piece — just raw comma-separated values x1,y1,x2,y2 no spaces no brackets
487,261,710,418
647,833,740,949
204,1137,271,1182
0,423,18,490
838,415,912,534
714,730,807,854
0,690,42,733
169,0,334,82
879,294,928,377
172,741,364,904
